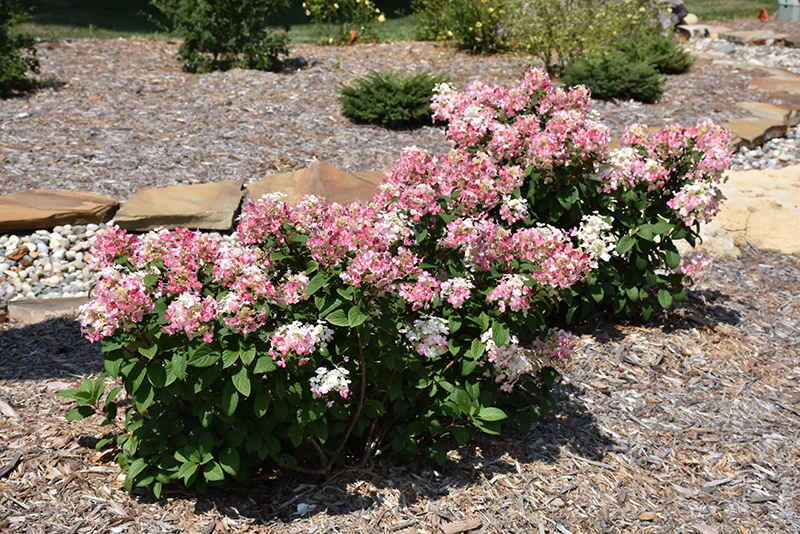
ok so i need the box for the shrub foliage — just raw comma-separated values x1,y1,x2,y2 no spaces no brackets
150,0,290,72
0,0,39,96
613,32,694,75
560,51,666,104
61,68,730,497
339,69,449,129
303,0,385,45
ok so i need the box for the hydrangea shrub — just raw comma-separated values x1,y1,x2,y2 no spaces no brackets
61,68,729,496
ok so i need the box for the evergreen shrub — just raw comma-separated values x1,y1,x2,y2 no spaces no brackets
339,69,449,129
0,0,39,97
560,51,666,104
150,0,290,73
614,32,694,75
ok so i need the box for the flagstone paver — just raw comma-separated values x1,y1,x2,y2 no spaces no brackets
0,189,118,233
113,180,245,232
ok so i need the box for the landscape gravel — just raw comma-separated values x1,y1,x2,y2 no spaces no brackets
3,32,800,304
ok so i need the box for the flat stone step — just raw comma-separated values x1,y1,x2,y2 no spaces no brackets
719,165,800,254
677,24,732,39
720,30,790,45
748,75,800,96
722,117,789,149
246,161,380,205
0,189,118,233
114,180,245,232
7,296,89,324
735,101,800,127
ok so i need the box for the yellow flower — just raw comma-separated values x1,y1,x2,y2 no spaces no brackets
305,9,311,15
378,13,386,22
639,6,645,11
476,21,483,28
488,7,494,12
333,2,338,8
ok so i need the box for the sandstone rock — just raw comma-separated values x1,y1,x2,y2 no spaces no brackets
114,180,245,232
676,24,732,38
720,30,789,45
785,35,800,48
716,165,800,254
748,75,800,96
721,117,788,149
675,221,740,259
735,101,800,127
7,296,89,324
246,161,380,205
0,189,119,233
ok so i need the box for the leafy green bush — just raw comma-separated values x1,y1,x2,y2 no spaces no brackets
614,32,694,75
412,0,511,53
61,69,729,496
303,0,385,44
510,0,670,75
0,0,39,96
560,51,666,104
150,0,290,72
339,69,449,129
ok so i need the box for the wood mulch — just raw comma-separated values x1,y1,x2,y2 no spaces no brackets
1,19,800,534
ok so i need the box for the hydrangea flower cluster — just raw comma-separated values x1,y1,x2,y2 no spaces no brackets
400,315,450,358
310,367,351,400
531,328,576,366
269,321,334,367
439,277,474,309
479,330,530,393
674,251,714,288
573,213,617,268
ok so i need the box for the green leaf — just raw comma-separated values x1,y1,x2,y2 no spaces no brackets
222,349,239,368
240,346,256,367
147,361,167,388
125,458,148,492
232,367,251,397
66,405,95,420
138,344,158,359
56,388,79,399
221,382,240,415
657,289,673,309
478,407,507,422
387,374,402,401
254,390,271,417
289,423,303,447
253,356,277,374
133,382,155,412
616,235,635,254
348,306,369,327
189,345,219,367
326,309,350,327
203,461,226,483
461,359,476,376
219,448,240,476
491,321,509,348
177,460,198,483
306,271,329,297
451,425,470,446
454,389,471,413
664,249,681,270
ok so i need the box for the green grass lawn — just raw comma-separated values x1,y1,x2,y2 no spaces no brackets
688,0,779,21
13,0,785,42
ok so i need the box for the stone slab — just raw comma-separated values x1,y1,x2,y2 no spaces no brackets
7,296,89,324
676,24,732,38
114,180,245,232
675,220,741,259
735,101,800,127
716,165,800,254
748,76,800,96
0,189,119,233
721,117,788,149
720,30,789,45
786,35,800,48
246,161,379,205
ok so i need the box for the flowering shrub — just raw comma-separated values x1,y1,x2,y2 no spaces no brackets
61,67,729,496
412,0,511,53
303,0,385,44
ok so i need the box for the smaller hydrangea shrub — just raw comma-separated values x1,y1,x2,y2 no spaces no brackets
60,68,730,496
339,69,449,129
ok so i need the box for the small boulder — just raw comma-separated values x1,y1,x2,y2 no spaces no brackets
0,189,119,233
